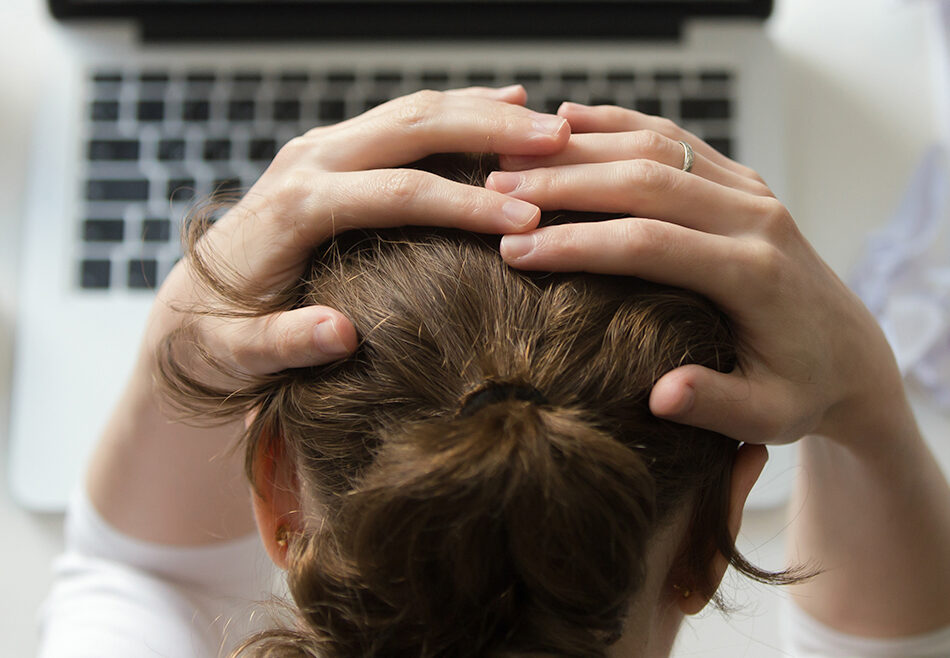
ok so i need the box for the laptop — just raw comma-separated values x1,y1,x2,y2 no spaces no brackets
10,0,794,511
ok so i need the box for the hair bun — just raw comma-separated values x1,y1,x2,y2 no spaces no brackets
457,381,549,418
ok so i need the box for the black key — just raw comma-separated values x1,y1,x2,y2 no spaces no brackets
213,177,242,193
83,219,125,242
543,99,563,115
88,139,139,161
93,72,122,84
182,100,210,122
560,70,588,84
654,70,683,83
186,71,216,84
158,139,186,161
228,100,255,121
635,98,662,116
128,259,158,289
279,71,309,84
233,71,263,84
606,70,636,84
249,138,277,162
320,99,347,121
87,179,149,201
273,100,300,122
142,219,171,242
203,139,231,161
167,178,196,202
466,70,495,85
80,260,111,289
139,72,169,84
514,70,542,84
421,70,450,86
705,137,733,159
374,70,402,85
91,101,119,121
700,70,732,83
327,70,356,85
680,99,731,120
137,101,165,122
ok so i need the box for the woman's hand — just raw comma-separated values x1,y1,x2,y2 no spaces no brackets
89,87,571,545
151,86,570,377
488,102,903,448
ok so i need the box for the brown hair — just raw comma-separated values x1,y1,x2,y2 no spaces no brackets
160,155,803,658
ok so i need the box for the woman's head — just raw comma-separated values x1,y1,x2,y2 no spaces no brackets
162,155,795,658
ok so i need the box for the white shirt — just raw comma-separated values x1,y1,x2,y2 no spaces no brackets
37,489,950,658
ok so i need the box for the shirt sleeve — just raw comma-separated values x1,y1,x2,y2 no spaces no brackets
783,601,950,658
37,487,284,658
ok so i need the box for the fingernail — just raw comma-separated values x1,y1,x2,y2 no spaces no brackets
314,319,350,357
488,171,523,194
500,233,536,260
497,84,523,94
532,115,566,137
502,201,538,228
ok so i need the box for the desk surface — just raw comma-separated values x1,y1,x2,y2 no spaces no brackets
1,0,947,656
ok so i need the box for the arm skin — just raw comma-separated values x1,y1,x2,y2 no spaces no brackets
84,86,570,546
492,100,950,637
790,394,950,636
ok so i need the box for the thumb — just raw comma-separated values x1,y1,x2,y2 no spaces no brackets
218,305,358,375
649,364,778,444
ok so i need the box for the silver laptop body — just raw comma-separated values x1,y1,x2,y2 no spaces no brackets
10,0,792,511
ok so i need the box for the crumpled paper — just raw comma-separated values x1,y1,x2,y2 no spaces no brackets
851,145,950,406
851,0,950,408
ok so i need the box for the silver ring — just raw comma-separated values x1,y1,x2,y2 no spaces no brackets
678,140,695,173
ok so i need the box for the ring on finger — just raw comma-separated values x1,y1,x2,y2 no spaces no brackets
678,140,695,173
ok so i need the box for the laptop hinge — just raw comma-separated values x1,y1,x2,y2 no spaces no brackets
138,5,683,43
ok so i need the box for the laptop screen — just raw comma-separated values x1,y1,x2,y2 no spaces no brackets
49,0,773,39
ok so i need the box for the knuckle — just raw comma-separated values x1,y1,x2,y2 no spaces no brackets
756,197,796,241
394,89,443,129
630,130,669,159
268,170,316,220
380,169,427,208
613,218,668,260
624,158,673,194
271,136,310,166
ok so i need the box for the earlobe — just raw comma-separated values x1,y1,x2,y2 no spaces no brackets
673,443,769,616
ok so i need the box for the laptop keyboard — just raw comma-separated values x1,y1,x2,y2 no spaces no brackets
78,66,735,291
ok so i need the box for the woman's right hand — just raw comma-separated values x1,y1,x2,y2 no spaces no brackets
488,102,907,448
148,86,569,380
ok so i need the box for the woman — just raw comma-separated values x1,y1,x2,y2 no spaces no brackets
38,87,950,656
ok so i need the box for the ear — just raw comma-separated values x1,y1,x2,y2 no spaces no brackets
676,443,769,615
249,422,303,571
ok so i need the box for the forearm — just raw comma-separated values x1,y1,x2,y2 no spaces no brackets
788,394,950,636
86,345,256,546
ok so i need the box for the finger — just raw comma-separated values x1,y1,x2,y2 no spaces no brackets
556,102,764,182
445,84,528,105
649,364,795,445
499,218,741,304
299,90,569,172
498,132,770,196
223,168,541,279
207,306,358,375
486,160,766,236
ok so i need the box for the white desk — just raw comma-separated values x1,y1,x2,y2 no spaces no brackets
1,1,947,656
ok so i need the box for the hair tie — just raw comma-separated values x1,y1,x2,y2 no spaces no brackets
458,382,549,418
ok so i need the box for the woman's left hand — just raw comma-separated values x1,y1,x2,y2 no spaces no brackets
488,102,900,449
